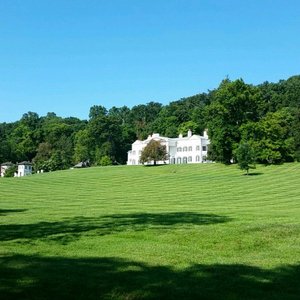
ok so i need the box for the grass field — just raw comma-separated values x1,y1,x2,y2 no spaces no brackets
1,163,300,299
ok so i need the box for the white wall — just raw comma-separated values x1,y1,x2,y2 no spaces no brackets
127,131,210,165
17,165,32,177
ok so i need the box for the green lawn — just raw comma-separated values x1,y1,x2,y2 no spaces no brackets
1,163,300,299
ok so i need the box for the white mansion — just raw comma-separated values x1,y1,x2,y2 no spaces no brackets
127,129,210,165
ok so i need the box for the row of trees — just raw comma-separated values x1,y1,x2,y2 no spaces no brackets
1,75,300,171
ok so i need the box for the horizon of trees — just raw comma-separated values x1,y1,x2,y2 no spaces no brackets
1,74,300,171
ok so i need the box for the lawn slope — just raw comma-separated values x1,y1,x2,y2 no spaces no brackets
1,163,300,299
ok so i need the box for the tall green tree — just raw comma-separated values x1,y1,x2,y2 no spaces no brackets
33,142,52,171
129,102,162,139
235,143,256,175
73,129,91,163
205,78,260,163
87,114,122,164
0,123,13,163
240,109,295,164
140,140,168,165
290,108,300,161
89,105,107,119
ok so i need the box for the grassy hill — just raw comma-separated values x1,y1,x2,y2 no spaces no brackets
1,163,300,299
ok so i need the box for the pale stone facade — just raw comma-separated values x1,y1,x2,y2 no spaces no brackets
127,130,210,165
16,162,32,177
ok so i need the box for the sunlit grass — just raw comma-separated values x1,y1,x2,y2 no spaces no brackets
1,163,300,299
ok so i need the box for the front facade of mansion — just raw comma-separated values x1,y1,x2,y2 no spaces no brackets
127,130,210,165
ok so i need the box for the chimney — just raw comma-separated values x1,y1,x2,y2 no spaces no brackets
187,129,192,137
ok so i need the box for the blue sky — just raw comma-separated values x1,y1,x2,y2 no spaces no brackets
1,0,299,122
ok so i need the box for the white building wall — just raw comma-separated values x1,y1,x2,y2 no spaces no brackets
17,164,32,177
0,166,9,177
127,130,210,165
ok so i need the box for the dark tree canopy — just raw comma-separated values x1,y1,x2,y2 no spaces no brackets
1,74,300,171
205,78,260,164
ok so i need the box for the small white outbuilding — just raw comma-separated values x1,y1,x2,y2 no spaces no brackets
17,161,32,177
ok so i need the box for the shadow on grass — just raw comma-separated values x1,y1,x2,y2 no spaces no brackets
0,209,27,216
0,212,231,243
0,255,299,300
143,164,167,167
243,172,264,176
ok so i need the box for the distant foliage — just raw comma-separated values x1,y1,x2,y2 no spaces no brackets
4,165,17,178
98,155,113,166
1,75,300,170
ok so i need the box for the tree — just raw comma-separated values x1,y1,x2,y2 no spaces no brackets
140,140,168,165
205,78,260,164
33,142,52,171
89,105,107,119
129,102,162,139
73,129,91,163
8,122,37,162
178,121,199,136
290,108,300,161
3,164,17,178
240,109,295,164
235,143,256,175
87,114,123,164
0,123,13,163
98,155,112,166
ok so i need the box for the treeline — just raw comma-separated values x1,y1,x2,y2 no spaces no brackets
1,75,300,171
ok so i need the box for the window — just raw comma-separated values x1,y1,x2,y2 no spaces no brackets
202,146,207,151
183,157,187,164
188,156,192,162
188,146,192,151
177,147,182,152
183,147,187,152
171,158,176,164
196,145,200,151
196,155,200,162
177,157,182,164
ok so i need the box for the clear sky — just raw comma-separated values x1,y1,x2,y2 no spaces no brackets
1,0,299,122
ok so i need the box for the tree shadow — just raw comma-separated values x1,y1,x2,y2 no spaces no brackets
0,209,27,216
0,255,299,300
0,212,231,243
144,164,167,167
243,172,264,176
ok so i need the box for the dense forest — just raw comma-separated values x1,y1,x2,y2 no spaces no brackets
1,75,300,171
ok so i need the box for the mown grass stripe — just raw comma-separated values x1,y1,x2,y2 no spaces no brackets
0,163,299,299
